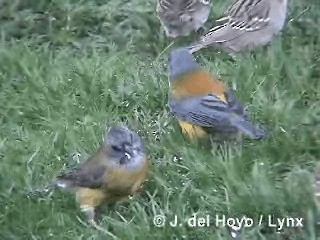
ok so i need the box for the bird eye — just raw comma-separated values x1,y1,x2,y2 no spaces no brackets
111,145,121,152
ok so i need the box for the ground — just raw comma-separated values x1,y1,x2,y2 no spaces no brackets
0,0,319,239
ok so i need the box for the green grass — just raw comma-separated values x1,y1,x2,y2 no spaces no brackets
0,0,319,239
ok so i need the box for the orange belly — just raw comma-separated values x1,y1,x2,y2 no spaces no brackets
171,70,227,102
76,160,150,208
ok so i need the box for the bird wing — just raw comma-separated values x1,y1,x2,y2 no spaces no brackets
170,92,266,139
202,0,271,43
225,89,249,119
224,0,271,31
170,93,239,133
56,159,107,189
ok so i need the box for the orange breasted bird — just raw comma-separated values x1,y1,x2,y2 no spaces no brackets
49,125,150,224
168,48,266,141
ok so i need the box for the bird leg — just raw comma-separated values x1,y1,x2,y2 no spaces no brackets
80,205,98,225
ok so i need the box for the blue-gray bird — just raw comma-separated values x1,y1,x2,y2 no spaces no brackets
168,48,266,141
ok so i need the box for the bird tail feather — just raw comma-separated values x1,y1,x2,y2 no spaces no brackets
25,178,74,197
186,42,205,54
232,117,267,139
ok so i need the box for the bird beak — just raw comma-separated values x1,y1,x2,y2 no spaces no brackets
119,150,132,165
120,146,133,164
124,145,133,161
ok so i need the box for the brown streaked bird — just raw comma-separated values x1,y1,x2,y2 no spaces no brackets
157,0,212,38
168,48,266,141
187,0,289,53
48,125,150,224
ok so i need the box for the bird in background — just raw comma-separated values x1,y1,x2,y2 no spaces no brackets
168,48,266,141
40,125,150,225
156,0,212,38
187,0,289,53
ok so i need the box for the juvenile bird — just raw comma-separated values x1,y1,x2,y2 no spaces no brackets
48,125,150,224
168,48,266,141
187,0,289,53
156,0,212,38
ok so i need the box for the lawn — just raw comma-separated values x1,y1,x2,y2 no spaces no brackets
0,0,319,239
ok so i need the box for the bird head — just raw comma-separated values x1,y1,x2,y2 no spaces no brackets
168,48,200,81
104,125,145,169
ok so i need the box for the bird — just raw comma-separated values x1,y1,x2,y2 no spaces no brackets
187,0,289,53
168,48,266,141
44,125,150,224
156,0,212,38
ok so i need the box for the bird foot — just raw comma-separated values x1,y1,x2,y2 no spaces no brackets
81,205,96,222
